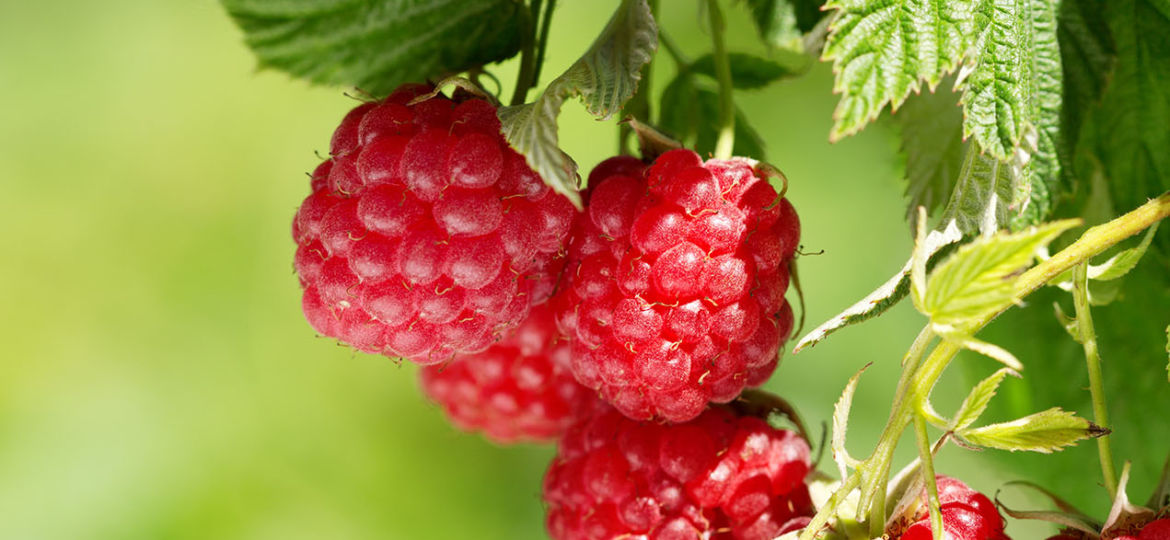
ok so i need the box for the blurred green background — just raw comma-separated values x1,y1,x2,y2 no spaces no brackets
0,1,1055,538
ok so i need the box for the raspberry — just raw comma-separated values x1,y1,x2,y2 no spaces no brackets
418,304,591,444
542,402,813,540
293,84,576,364
894,476,1010,540
554,150,799,422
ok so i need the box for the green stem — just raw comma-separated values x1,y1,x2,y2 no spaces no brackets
915,415,945,539
798,471,863,540
510,0,543,106
704,0,735,159
532,0,556,86
1073,262,1118,498
658,29,690,66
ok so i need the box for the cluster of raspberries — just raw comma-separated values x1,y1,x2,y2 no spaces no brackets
291,84,1008,540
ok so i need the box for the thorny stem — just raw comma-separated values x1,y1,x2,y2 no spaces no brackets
1073,262,1119,498
510,0,543,106
915,415,945,539
802,192,1170,539
705,0,735,159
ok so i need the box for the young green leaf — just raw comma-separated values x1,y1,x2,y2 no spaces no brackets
690,53,797,89
832,363,869,479
950,368,1013,431
1047,223,1160,305
947,334,1023,371
919,220,1079,330
959,407,1106,453
499,0,657,205
222,0,524,96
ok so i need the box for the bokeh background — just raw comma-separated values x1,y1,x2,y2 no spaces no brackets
0,1,1057,538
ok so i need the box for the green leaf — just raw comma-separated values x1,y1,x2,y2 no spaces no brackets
821,0,970,141
894,81,966,222
659,74,701,145
658,75,768,159
951,368,1013,431
832,363,869,479
1091,223,1160,281
947,334,1023,371
221,0,525,96
1048,223,1160,296
822,0,1067,225
959,407,1105,453
938,143,1021,236
1092,0,1170,254
690,53,797,89
742,0,826,48
1166,324,1169,383
917,220,1078,330
499,0,657,206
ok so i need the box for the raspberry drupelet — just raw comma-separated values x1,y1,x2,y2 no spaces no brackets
543,403,814,540
419,303,591,444
293,83,576,364
554,149,800,422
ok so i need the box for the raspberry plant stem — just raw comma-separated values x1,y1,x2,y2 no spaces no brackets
1073,261,1119,498
510,0,543,106
532,0,556,87
914,415,945,538
704,0,735,159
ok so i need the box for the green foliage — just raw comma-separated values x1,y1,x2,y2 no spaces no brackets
958,407,1102,454
221,0,525,96
741,0,825,49
831,364,867,477
660,77,767,159
499,0,657,206
690,53,795,89
1084,0,1170,253
951,368,1013,431
895,81,965,221
912,220,1077,332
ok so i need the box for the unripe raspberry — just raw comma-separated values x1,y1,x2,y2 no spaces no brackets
555,150,799,422
543,403,813,540
294,84,576,364
419,304,591,444
894,476,1011,540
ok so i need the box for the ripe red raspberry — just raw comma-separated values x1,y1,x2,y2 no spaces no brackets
554,150,799,422
293,84,576,364
895,476,1010,540
543,403,813,540
418,303,591,444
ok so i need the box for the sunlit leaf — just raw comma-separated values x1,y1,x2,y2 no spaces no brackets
959,407,1105,453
